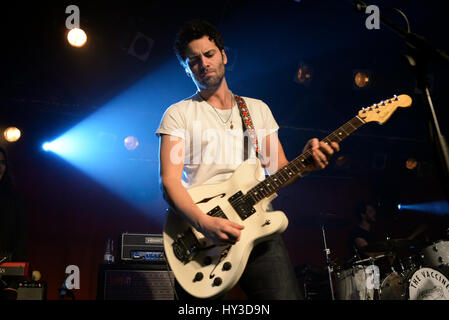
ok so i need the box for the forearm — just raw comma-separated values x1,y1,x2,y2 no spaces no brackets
161,177,205,230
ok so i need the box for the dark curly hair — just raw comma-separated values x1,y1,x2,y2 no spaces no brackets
173,19,225,65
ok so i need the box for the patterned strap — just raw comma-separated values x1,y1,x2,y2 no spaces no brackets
234,95,260,156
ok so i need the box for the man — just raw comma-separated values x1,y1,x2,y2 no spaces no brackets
348,201,381,260
156,19,339,299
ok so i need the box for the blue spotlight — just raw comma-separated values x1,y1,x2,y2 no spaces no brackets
40,60,191,223
397,201,449,215
42,142,51,151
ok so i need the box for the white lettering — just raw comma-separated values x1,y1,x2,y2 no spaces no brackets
65,5,80,29
65,265,80,289
365,5,380,30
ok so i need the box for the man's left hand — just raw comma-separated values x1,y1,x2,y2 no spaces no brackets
303,138,340,170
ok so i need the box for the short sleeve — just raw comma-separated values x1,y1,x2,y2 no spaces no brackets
155,105,187,140
261,100,280,134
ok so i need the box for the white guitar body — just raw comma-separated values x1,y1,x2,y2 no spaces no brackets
163,159,288,299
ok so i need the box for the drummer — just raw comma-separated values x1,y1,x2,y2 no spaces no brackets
348,201,379,260
347,200,396,268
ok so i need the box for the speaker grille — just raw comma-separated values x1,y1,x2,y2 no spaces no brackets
102,269,175,300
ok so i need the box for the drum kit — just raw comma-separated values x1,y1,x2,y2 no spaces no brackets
334,237,449,300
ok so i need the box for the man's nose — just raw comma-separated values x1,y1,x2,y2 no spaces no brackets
199,55,209,69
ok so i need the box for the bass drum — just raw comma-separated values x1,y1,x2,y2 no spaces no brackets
380,271,407,300
408,266,449,300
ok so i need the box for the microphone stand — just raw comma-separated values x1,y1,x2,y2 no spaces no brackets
321,225,335,300
350,0,449,202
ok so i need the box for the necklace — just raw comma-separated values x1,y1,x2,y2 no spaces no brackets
206,92,235,129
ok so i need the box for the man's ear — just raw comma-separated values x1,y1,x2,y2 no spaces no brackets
221,49,228,65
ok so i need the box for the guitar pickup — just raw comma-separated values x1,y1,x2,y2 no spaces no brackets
229,191,256,220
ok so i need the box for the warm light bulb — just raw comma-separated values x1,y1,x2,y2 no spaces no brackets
4,127,21,142
67,28,87,47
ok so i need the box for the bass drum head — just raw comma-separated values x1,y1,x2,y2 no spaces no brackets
408,266,449,300
380,271,407,300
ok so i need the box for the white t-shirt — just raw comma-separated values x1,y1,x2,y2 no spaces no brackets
156,92,279,189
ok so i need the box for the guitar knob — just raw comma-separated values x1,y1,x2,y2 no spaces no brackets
194,272,204,282
223,262,232,271
213,277,222,286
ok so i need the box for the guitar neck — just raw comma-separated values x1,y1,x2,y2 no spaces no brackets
246,116,366,204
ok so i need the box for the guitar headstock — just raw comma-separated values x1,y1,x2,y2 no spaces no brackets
358,94,412,124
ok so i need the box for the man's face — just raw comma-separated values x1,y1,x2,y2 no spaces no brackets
363,205,377,223
184,35,227,90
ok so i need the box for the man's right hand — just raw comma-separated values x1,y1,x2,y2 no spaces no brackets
197,214,245,245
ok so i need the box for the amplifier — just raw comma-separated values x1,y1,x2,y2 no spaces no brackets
120,233,165,262
97,264,175,300
0,262,30,277
17,281,47,300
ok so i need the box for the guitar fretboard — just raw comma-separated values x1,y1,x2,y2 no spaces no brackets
245,116,366,204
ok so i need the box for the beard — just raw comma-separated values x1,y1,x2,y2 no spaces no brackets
196,63,226,91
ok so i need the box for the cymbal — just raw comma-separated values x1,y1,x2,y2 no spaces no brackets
361,238,427,253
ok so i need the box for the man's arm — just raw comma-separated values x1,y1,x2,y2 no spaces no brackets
354,237,387,258
159,134,244,245
262,132,340,182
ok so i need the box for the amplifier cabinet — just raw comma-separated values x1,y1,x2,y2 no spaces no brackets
97,263,175,300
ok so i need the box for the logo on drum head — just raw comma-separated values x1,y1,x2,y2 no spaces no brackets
409,267,449,300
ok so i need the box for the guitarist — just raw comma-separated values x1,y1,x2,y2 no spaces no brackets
156,19,340,299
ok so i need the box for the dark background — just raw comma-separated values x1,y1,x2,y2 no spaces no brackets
1,0,448,299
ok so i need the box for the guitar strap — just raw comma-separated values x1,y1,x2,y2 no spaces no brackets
234,95,260,160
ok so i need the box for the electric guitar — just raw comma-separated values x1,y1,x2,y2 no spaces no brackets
163,94,412,299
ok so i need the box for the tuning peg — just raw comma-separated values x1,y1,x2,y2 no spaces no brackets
393,94,399,101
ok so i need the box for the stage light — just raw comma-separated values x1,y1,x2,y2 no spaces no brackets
354,71,370,88
353,70,373,89
124,136,139,151
4,127,21,142
406,157,418,170
296,64,313,85
67,28,87,47
42,142,51,151
397,201,449,215
294,63,313,87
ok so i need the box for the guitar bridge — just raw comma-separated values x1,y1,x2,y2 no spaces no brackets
172,228,200,264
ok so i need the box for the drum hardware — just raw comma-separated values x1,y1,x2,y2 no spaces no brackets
321,225,335,300
352,254,386,266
